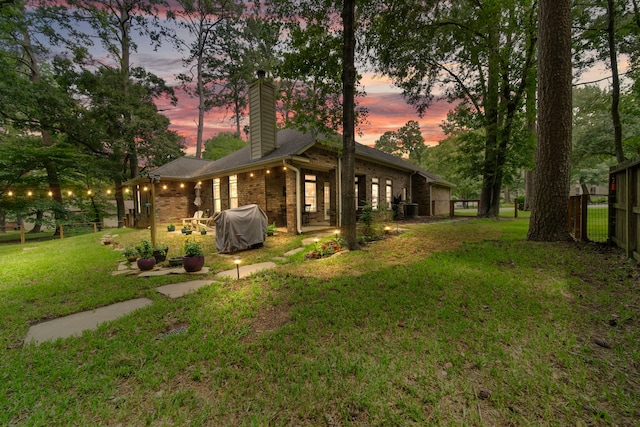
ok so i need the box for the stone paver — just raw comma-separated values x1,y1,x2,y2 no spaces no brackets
283,247,305,257
156,280,217,299
215,261,276,279
25,298,153,345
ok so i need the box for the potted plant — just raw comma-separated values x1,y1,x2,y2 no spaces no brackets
167,223,176,232
122,246,138,262
182,238,205,272
182,224,193,235
153,243,169,262
135,239,156,271
200,226,207,235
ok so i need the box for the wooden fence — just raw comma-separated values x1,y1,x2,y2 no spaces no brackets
609,158,640,260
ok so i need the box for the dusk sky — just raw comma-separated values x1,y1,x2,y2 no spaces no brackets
134,49,451,155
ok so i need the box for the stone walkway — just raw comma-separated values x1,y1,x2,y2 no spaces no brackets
22,232,337,345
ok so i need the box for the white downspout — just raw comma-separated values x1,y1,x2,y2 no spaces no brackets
337,157,342,227
283,160,303,234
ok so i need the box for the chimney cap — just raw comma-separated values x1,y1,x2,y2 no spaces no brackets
257,70,266,79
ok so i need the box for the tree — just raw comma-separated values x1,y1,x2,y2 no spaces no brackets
366,0,538,218
63,0,179,226
573,0,640,164
170,0,243,158
527,0,573,241
341,0,357,250
374,120,426,165
202,132,247,160
0,1,79,228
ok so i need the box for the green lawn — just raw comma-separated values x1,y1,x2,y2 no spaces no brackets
1,219,638,425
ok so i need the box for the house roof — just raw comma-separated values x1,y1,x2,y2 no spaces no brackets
128,128,453,187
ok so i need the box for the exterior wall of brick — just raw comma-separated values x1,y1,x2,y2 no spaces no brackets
135,142,450,231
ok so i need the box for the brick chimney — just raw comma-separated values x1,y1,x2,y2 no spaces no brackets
249,70,277,160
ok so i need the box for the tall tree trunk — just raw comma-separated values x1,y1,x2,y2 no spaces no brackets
29,210,44,233
528,0,573,241
0,207,5,233
341,0,358,250
478,24,501,218
196,41,205,159
22,28,65,233
608,0,625,163
524,30,537,212
115,180,126,228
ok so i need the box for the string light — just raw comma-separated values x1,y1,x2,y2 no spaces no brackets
180,183,185,188
48,191,53,197
106,189,112,195
87,189,92,195
67,191,73,196
266,169,270,174
143,186,148,192
249,172,254,178
7,191,12,196
27,191,32,197
162,184,167,190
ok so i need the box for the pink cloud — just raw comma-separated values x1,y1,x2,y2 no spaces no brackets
156,81,452,155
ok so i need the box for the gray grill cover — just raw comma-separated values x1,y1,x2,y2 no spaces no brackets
213,204,268,253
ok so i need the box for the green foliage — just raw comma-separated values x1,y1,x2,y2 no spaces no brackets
374,120,426,165
183,238,204,257
202,132,248,161
135,239,154,259
366,0,537,216
266,222,277,236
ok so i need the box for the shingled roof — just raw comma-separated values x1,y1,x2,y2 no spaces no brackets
131,128,452,187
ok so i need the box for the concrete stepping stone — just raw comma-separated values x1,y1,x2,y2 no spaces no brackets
283,247,304,257
215,261,276,279
25,298,153,345
156,280,217,299
301,237,319,246
111,269,137,276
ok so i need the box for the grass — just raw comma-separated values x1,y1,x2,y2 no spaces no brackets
1,219,639,425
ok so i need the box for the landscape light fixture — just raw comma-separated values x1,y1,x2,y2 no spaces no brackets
234,256,241,279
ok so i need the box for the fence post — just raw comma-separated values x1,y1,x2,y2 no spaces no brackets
59,224,64,239
93,222,97,233
449,200,454,217
20,225,25,244
580,194,588,241
514,202,518,218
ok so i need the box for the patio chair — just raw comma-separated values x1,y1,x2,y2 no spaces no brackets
182,210,204,227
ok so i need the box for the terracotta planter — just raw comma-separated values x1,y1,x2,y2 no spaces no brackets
182,255,205,272
136,257,156,271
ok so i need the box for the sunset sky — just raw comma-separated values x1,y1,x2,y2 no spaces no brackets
136,50,451,155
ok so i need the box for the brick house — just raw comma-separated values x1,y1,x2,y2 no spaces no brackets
126,75,452,234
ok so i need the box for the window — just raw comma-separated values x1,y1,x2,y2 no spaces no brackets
229,175,238,208
371,178,379,210
213,178,221,213
403,187,407,202
386,179,392,209
305,174,317,212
